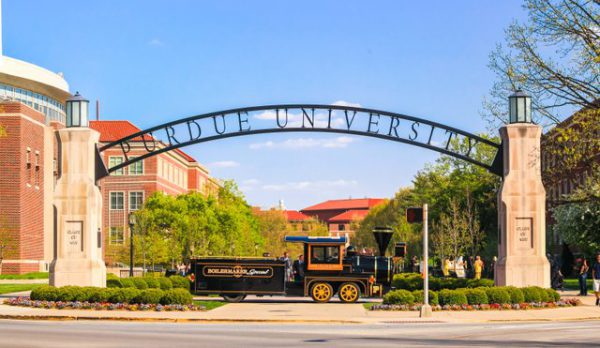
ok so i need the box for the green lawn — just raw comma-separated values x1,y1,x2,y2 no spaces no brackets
193,300,226,311
0,272,49,280
563,278,593,291
0,284,42,295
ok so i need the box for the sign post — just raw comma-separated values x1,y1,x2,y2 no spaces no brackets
420,204,432,317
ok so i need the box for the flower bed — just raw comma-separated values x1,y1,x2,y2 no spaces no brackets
370,298,582,311
4,297,205,312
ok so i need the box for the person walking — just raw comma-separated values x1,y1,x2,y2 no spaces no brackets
474,256,484,280
592,254,600,306
578,258,589,296
442,258,450,277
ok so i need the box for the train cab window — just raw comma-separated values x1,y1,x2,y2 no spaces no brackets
310,246,340,265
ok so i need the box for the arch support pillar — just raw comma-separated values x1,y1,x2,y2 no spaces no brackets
50,128,106,287
495,124,550,288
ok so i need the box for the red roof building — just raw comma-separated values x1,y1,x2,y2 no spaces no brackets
300,198,385,239
90,120,219,263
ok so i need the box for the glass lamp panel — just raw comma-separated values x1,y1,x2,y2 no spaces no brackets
525,97,532,122
80,100,89,126
72,101,80,126
66,102,72,126
509,97,517,123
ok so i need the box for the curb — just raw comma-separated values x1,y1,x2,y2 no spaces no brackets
0,314,361,324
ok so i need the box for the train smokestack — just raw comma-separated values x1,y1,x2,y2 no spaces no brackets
372,226,393,256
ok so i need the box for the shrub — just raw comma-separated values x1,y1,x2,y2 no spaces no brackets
503,286,525,304
106,278,122,288
30,285,59,301
485,287,511,304
545,288,560,302
169,275,191,290
438,289,467,306
131,277,148,290
160,288,193,305
56,286,84,302
109,288,140,304
466,279,494,288
522,287,542,303
158,277,173,290
144,278,160,289
106,273,119,280
411,290,439,305
464,288,488,305
119,278,135,288
533,286,552,302
88,288,113,303
134,289,164,304
383,289,415,305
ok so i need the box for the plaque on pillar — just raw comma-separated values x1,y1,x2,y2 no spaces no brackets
515,217,533,250
65,221,84,255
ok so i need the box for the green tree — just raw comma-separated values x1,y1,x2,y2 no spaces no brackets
484,0,599,127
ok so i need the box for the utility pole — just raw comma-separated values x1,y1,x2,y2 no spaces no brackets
420,203,432,318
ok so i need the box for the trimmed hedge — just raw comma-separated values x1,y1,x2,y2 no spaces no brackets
30,285,59,302
169,275,191,290
438,289,468,306
106,279,123,288
546,288,560,302
144,278,160,289
131,277,149,290
160,289,193,305
158,277,173,290
134,289,164,304
28,285,191,305
411,290,439,305
383,289,415,305
535,286,552,302
464,288,488,305
392,273,493,291
503,286,525,304
485,288,511,305
522,287,542,303
119,278,135,288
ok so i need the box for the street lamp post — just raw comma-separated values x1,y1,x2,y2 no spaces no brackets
128,212,136,277
508,89,532,124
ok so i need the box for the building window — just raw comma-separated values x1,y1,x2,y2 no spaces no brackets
109,227,124,245
110,192,124,210
108,156,124,175
338,224,346,231
128,157,144,175
129,191,144,211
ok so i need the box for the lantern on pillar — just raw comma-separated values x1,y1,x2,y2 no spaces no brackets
65,92,89,127
508,89,532,124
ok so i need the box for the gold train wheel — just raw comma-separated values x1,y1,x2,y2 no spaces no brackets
310,282,333,303
338,282,360,303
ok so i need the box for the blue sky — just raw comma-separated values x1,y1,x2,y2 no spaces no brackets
4,1,525,209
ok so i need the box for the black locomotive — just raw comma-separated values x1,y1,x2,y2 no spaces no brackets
190,228,400,303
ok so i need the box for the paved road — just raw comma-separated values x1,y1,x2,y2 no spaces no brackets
1,320,599,348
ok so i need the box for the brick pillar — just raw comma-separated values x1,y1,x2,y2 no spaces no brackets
50,127,106,287
495,124,551,287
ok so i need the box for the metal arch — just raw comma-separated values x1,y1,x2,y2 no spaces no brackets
96,104,503,179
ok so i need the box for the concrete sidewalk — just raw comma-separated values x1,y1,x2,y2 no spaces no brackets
0,291,598,324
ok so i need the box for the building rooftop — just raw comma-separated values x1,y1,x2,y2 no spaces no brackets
284,210,312,221
301,198,385,212
328,209,370,222
89,120,198,163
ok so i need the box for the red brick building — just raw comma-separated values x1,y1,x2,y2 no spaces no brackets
90,121,219,259
300,198,384,238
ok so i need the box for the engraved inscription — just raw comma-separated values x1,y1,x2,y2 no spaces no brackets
65,221,83,255
515,217,533,250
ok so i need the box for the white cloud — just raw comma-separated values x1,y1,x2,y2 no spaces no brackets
208,160,240,168
242,178,260,185
249,136,356,150
261,179,358,192
148,38,165,47
331,100,362,108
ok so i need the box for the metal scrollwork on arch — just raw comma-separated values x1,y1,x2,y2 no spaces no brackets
96,104,503,180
